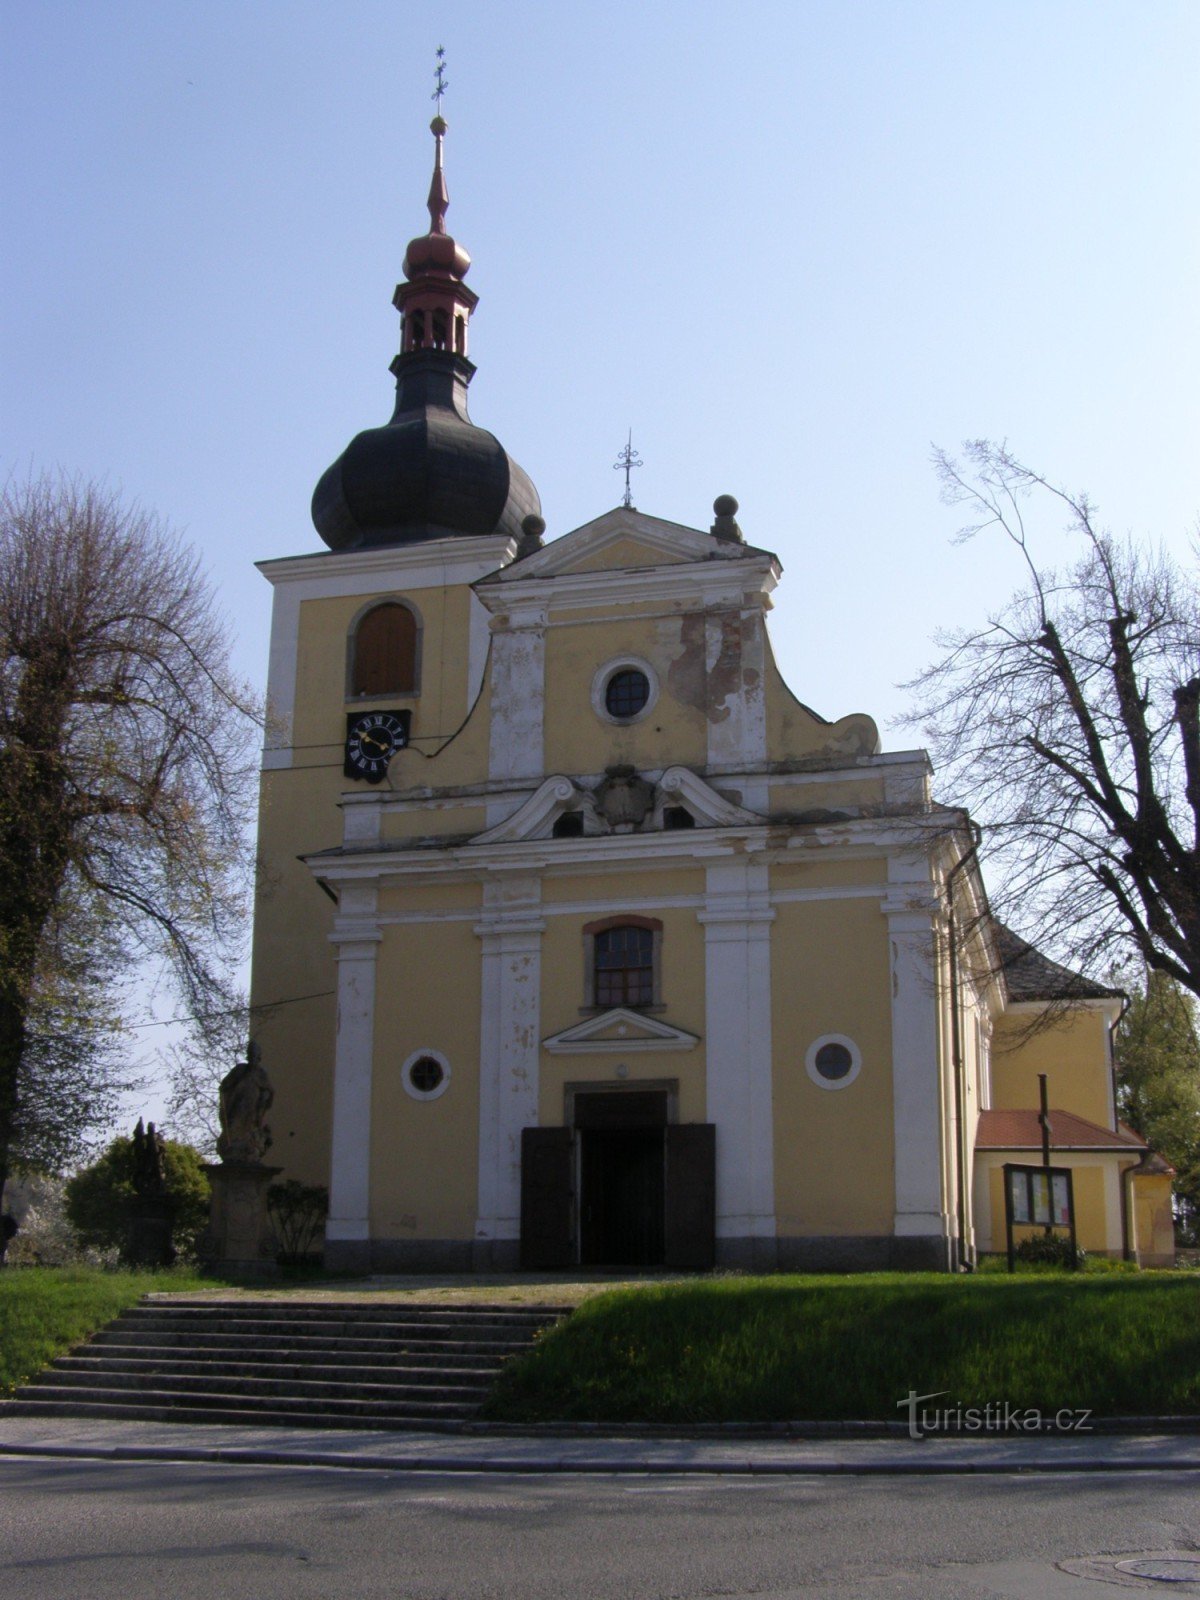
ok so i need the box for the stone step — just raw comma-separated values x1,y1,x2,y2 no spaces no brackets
4,1296,568,1432
10,1382,480,1420
51,1355,502,1387
30,1368,491,1402
87,1328,528,1358
73,1341,508,1372
111,1313,546,1344
133,1299,567,1324
0,1397,489,1432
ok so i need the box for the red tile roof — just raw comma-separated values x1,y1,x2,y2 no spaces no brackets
975,1108,1147,1152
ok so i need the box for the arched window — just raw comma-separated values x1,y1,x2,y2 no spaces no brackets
350,602,419,697
584,916,662,1010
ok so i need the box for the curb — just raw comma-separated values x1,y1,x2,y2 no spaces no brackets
3,1439,1200,1478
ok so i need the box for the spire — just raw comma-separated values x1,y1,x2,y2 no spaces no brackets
397,103,474,355
310,74,542,552
426,115,449,236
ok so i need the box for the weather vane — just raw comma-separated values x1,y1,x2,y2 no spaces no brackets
432,46,448,113
613,429,643,508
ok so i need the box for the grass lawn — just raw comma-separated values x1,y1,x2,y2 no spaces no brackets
484,1272,1200,1424
0,1267,227,1394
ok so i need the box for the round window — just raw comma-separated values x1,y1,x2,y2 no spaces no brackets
605,669,650,720
402,1048,451,1101
805,1034,862,1091
409,1056,444,1093
814,1043,853,1081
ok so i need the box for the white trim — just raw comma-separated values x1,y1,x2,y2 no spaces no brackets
805,1033,863,1090
480,506,774,581
543,1007,699,1054
401,1047,452,1102
257,536,514,589
481,561,779,616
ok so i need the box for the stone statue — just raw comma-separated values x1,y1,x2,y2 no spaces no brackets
217,1041,274,1163
130,1118,168,1202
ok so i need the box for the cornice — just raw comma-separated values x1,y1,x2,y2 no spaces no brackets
257,535,514,591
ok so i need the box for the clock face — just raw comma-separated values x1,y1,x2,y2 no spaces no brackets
344,710,411,782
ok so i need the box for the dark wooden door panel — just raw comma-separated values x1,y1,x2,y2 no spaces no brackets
520,1126,574,1269
664,1123,716,1269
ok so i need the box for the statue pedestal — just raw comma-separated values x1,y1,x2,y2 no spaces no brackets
126,1207,175,1268
202,1162,282,1274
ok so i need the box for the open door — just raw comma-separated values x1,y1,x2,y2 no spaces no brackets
664,1123,716,1269
519,1126,574,1269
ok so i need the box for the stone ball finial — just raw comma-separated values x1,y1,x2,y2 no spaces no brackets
515,513,546,559
710,494,744,544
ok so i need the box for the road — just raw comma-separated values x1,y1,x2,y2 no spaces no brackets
1,1457,1198,1599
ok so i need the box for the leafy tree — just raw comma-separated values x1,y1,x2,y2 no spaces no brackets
65,1133,212,1259
0,473,260,1210
1115,969,1200,1232
907,442,1200,996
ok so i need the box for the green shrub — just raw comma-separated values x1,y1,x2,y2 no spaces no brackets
266,1180,328,1265
65,1136,210,1261
1014,1232,1083,1269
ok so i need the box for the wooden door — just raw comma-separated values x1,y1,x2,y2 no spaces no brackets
519,1126,574,1269
664,1123,716,1269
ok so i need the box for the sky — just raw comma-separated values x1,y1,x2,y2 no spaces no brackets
3,0,1198,1133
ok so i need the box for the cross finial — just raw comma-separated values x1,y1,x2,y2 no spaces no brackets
613,429,643,508
432,46,448,113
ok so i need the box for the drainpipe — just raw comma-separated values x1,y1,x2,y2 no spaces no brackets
947,822,982,1272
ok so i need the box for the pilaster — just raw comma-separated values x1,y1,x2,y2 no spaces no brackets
884,861,953,1268
705,606,769,812
324,883,381,1270
486,602,547,823
474,876,545,1268
699,853,777,1266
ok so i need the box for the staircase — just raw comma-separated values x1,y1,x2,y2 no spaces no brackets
2,1297,569,1430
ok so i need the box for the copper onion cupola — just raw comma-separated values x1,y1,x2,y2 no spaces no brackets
312,116,541,550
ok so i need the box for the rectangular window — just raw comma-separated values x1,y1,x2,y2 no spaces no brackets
594,925,654,1008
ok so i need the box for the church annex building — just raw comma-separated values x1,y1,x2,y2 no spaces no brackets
249,116,1175,1274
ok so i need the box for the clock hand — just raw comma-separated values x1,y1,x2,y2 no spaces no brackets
360,730,389,754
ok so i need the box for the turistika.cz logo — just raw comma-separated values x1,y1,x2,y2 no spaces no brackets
897,1390,1093,1441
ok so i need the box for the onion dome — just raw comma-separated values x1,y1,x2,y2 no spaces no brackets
312,116,541,551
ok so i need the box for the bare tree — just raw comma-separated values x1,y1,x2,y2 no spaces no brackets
905,442,1200,995
164,993,250,1158
0,473,260,1206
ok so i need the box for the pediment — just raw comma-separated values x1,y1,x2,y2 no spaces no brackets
470,766,765,846
492,508,747,581
543,1008,700,1054
470,776,602,844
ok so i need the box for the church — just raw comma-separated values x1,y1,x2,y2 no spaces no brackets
249,113,1175,1274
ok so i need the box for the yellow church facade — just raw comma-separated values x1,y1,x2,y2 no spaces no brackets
248,115,1173,1274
